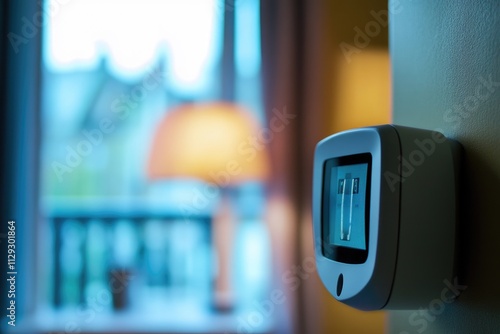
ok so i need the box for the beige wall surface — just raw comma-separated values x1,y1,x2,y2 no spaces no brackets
307,1,390,333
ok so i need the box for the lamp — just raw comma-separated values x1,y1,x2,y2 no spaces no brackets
147,102,269,310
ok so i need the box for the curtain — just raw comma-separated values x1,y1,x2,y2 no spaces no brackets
0,0,41,323
260,0,334,333
260,0,302,332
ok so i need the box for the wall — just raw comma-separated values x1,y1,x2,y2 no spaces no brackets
324,2,390,333
389,0,500,333
301,1,390,333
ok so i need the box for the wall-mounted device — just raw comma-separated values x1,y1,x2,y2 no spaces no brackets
312,125,461,310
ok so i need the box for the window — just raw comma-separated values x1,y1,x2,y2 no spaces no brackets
37,1,271,332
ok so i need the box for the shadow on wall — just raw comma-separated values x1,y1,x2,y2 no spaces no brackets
390,138,500,334
459,144,500,310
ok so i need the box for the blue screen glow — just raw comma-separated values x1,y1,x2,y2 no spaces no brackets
329,163,368,250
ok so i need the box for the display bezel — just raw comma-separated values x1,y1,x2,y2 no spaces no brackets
321,153,372,264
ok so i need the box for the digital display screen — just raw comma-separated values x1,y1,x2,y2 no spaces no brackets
330,163,368,250
322,153,371,263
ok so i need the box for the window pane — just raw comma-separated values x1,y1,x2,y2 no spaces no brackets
39,1,271,332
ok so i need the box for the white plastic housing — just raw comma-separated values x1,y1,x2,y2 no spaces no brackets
312,125,460,310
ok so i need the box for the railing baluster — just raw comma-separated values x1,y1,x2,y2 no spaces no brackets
53,217,63,308
80,218,88,306
50,210,213,311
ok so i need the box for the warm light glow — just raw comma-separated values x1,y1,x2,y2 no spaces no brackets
147,103,270,185
324,49,390,333
331,50,391,132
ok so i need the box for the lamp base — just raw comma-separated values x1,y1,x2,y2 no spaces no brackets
212,188,236,313
212,291,235,313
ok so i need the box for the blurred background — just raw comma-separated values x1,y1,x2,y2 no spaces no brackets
1,0,390,333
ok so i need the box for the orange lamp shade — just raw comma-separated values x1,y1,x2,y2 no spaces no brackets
147,102,270,186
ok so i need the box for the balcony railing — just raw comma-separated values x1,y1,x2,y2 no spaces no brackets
22,198,274,334
47,200,213,311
